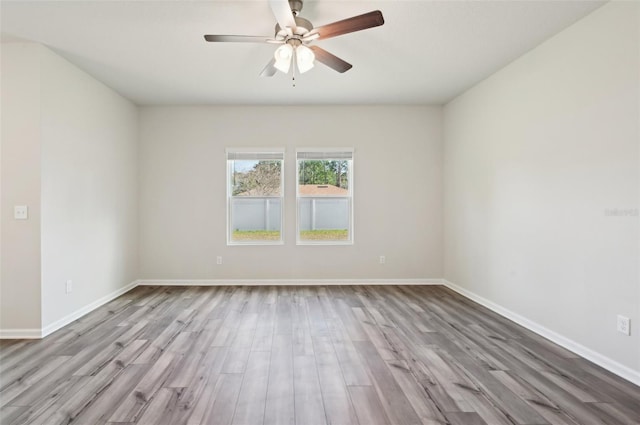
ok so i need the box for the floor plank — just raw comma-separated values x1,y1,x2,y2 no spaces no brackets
264,334,295,425
294,354,326,425
313,335,359,425
201,373,243,425
347,385,391,425
232,351,270,425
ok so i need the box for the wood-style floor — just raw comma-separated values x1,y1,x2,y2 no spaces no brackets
1,285,639,425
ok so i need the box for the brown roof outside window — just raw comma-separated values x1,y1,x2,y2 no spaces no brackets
299,184,348,196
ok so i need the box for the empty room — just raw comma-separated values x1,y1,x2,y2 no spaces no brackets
1,0,639,424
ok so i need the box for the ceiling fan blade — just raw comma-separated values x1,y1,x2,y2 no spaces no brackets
260,58,278,77
204,35,271,43
309,46,352,73
302,31,319,42
314,10,384,40
269,0,296,32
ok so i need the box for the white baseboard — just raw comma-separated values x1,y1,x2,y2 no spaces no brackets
39,280,139,338
0,328,43,339
137,278,443,286
443,279,640,387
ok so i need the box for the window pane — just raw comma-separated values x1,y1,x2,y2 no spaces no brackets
298,160,349,191
230,198,281,242
296,154,353,244
227,152,283,245
231,160,281,196
298,197,349,241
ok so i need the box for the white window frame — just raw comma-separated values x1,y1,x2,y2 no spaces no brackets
226,148,285,246
296,148,354,245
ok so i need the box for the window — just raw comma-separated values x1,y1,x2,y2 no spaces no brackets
227,149,284,245
296,149,353,244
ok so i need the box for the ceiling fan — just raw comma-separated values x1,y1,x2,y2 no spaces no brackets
203,0,384,76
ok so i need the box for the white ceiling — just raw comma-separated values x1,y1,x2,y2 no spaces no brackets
1,0,605,105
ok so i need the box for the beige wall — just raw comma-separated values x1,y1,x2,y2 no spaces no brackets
39,48,139,329
0,43,138,335
0,43,43,335
443,2,639,376
138,106,442,281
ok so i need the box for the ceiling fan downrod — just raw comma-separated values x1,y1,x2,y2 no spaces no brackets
288,0,303,16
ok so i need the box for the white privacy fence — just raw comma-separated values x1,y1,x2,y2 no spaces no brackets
231,197,349,231
231,198,281,231
299,198,349,231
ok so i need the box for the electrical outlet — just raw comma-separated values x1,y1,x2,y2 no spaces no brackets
617,315,630,336
379,255,385,264
216,256,223,265
66,280,73,294
14,205,28,220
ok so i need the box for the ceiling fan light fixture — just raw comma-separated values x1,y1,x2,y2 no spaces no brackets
296,44,315,73
204,1,385,77
274,43,293,73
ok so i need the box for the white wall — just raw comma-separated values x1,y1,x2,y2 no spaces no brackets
139,106,442,281
39,48,138,330
443,1,639,378
0,43,138,335
0,43,43,335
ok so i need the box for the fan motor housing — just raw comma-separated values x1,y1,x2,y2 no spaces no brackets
275,16,313,38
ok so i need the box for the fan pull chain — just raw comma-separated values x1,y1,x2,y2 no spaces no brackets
292,60,296,87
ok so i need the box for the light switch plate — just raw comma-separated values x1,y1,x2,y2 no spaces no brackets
14,205,28,220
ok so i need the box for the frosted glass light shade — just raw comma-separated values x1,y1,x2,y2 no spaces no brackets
274,44,293,73
296,45,315,74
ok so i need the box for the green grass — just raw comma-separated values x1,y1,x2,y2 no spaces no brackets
232,229,348,241
300,229,348,241
232,230,281,241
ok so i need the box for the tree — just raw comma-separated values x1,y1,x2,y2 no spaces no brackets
299,160,331,185
298,160,348,189
233,160,281,196
329,160,348,188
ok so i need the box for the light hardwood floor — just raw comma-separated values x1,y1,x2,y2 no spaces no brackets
1,285,639,425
